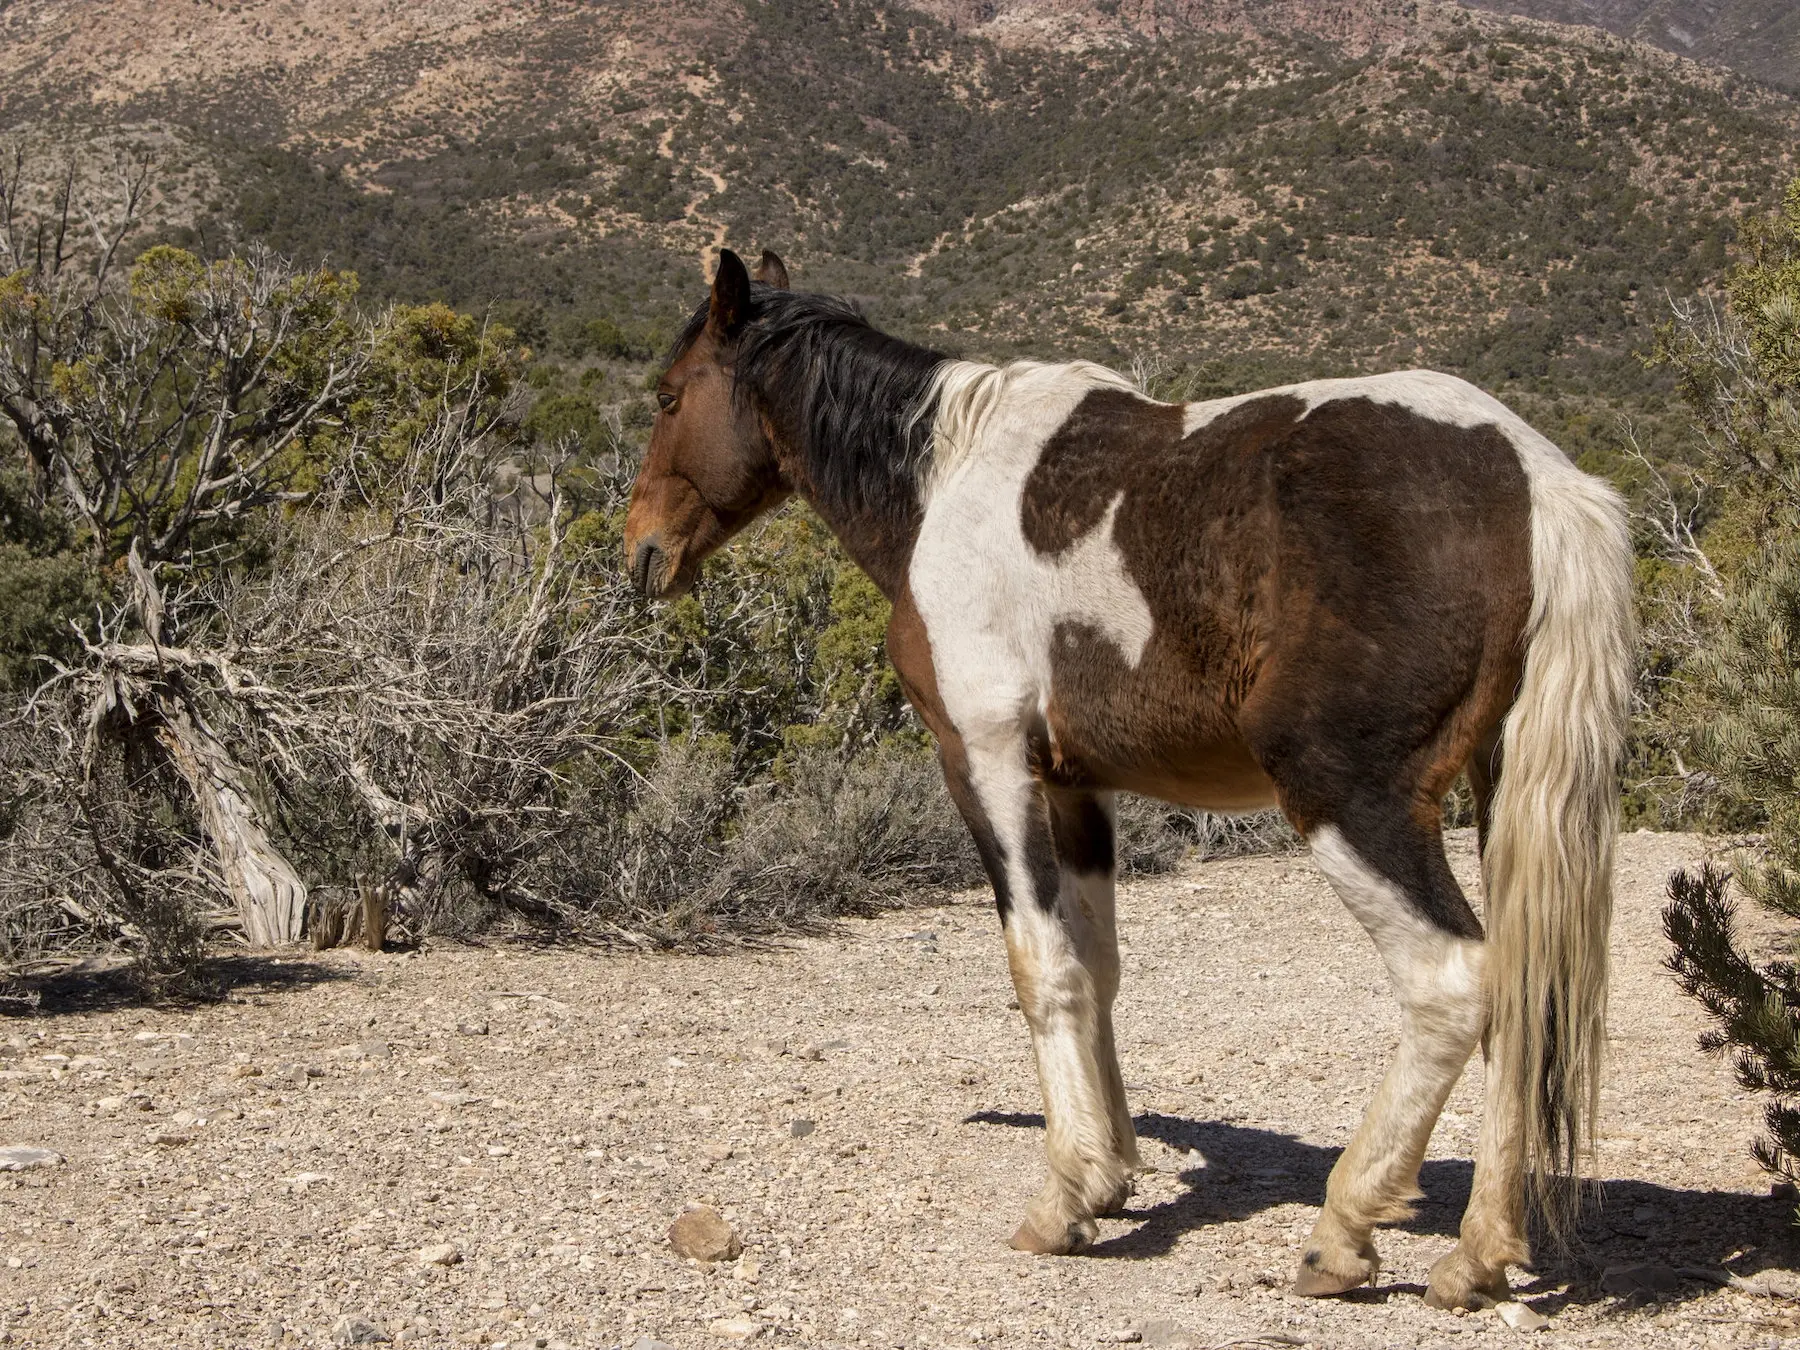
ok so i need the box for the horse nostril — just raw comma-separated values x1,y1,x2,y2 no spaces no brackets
631,541,664,597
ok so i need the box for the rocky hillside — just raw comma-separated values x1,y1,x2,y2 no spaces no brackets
922,0,1799,90
0,0,1795,459
1464,0,1800,92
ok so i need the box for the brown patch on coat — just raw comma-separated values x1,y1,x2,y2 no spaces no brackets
1019,388,1533,937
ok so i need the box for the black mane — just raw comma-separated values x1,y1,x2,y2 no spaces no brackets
671,286,948,563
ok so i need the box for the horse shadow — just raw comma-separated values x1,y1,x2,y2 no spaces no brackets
966,1109,1800,1309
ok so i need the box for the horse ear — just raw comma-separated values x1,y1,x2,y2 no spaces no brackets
752,250,790,290
708,248,752,336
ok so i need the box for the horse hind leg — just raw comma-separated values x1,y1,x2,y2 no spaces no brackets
1293,813,1487,1297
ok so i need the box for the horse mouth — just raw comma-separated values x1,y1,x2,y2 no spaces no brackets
631,540,693,599
630,541,665,597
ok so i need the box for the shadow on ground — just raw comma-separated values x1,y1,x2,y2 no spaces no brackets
967,1109,1800,1308
1,952,358,1017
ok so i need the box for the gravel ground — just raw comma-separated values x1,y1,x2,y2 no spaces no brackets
3,829,1798,1350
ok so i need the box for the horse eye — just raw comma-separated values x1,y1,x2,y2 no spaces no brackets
657,392,678,413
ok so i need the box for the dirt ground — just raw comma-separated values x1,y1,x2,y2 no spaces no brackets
3,830,1798,1350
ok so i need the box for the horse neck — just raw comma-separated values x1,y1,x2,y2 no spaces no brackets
753,325,945,600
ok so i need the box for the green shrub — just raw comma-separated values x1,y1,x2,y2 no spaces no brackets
1660,179,1800,1187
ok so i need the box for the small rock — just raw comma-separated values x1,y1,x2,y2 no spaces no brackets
428,1090,480,1108
0,1146,61,1171
1098,1331,1142,1344
797,1043,823,1062
486,1145,511,1158
1138,1321,1201,1348
334,1316,392,1345
458,1022,490,1037
709,1318,761,1340
230,1064,263,1079
418,1243,463,1267
133,1031,165,1043
1496,1301,1550,1332
631,1339,674,1350
96,1096,126,1112
789,1119,815,1138
1600,1263,1685,1297
702,1141,734,1162
734,1256,761,1283
668,1205,742,1262
289,1171,330,1193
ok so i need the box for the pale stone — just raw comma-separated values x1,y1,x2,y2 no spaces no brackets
1496,1301,1549,1331
668,1205,742,1263
0,1146,61,1171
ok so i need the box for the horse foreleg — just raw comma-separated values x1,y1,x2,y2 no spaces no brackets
1295,822,1487,1296
942,734,1137,1254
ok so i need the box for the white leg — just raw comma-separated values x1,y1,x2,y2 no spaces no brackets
955,733,1138,1254
1295,825,1487,1295
1425,1044,1529,1308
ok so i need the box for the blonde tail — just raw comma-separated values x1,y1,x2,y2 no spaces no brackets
1484,441,1635,1233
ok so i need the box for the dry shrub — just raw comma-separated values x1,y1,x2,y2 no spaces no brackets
1,694,215,994
1115,796,1299,874
531,740,981,944
724,745,982,926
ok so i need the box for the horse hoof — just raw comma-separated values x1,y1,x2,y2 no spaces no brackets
1291,1244,1379,1297
1009,1215,1096,1255
1424,1249,1510,1310
1095,1176,1136,1218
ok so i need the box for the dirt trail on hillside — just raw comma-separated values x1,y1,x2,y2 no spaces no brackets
3,831,1797,1350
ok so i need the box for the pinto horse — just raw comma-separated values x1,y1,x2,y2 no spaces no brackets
624,249,1634,1309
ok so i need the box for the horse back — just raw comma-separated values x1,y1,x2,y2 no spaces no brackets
927,370,1537,814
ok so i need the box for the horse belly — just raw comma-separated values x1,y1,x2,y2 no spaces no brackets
1040,633,1279,811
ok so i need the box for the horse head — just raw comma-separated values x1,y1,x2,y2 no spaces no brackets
623,247,793,599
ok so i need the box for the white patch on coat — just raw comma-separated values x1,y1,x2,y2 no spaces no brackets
1181,369,1521,438
911,361,1155,750
923,359,1136,501
1310,825,1481,1013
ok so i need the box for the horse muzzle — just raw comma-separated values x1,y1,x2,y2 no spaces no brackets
629,538,694,600
629,538,666,597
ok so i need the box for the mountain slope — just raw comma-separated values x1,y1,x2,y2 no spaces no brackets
1464,0,1800,91
0,0,1795,442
